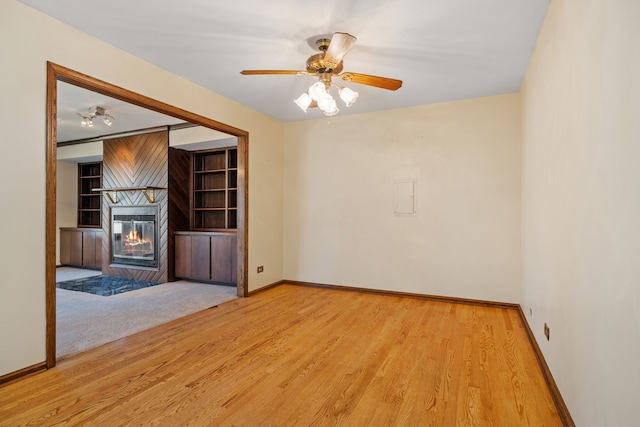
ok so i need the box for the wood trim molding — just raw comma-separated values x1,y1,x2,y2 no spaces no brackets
247,280,285,296
57,125,171,146
51,63,247,137
46,62,249,368
46,64,57,368
0,363,46,386
236,135,248,298
283,280,520,309
516,306,575,427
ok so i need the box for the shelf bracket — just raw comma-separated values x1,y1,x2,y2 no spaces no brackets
105,191,118,204
93,186,163,204
141,189,156,203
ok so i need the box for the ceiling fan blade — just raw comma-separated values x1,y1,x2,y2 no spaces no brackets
339,72,403,91
323,32,357,69
240,70,305,75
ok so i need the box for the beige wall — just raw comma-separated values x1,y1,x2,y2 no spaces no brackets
7,3,638,423
56,142,103,266
0,0,284,376
521,0,640,424
57,141,103,161
284,94,521,302
56,161,78,265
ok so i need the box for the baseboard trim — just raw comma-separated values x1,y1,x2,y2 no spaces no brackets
282,280,520,309
0,362,46,386
516,306,575,426
248,280,285,296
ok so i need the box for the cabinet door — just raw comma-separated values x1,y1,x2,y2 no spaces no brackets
94,232,103,270
190,235,211,281
175,235,192,279
82,231,96,268
211,235,234,283
230,235,237,283
69,230,83,267
60,230,71,266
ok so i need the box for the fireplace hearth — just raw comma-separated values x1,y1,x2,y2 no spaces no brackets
111,206,159,268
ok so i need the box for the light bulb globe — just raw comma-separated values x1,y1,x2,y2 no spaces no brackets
294,93,313,112
339,86,359,107
308,81,327,101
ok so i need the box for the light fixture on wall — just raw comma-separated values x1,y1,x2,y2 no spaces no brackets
76,106,114,127
294,74,359,116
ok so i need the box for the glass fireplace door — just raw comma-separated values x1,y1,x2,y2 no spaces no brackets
111,211,158,268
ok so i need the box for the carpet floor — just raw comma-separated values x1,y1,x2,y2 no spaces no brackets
56,267,238,358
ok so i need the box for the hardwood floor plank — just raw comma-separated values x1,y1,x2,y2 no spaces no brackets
0,284,562,426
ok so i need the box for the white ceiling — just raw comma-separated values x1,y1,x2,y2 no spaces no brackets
57,82,185,142
24,0,550,123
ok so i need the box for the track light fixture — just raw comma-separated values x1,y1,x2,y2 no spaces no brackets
76,106,114,127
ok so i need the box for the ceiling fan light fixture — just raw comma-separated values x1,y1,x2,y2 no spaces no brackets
339,86,359,107
240,31,402,118
294,92,313,112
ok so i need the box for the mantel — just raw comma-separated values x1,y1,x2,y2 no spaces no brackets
92,186,165,204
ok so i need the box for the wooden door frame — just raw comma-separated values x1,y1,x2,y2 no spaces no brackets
46,62,249,368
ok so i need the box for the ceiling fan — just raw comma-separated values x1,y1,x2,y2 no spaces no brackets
240,32,403,116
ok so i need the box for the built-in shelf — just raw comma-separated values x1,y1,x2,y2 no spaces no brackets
78,162,102,228
92,186,166,204
191,147,238,230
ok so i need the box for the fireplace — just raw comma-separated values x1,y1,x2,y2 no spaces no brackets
111,206,159,268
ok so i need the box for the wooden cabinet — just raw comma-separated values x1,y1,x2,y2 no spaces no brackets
191,148,237,230
60,229,82,267
176,148,238,283
175,231,237,284
77,162,102,228
175,234,210,281
60,228,102,270
210,234,237,283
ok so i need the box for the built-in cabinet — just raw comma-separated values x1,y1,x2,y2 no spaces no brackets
77,162,102,228
174,231,237,284
173,147,238,284
192,148,237,230
59,228,102,270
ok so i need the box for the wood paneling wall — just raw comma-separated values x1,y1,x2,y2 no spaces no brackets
101,131,170,282
167,147,191,281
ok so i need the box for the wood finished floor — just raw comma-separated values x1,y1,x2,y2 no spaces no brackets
0,284,561,426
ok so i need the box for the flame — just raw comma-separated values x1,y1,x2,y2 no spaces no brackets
127,229,139,241
124,229,152,250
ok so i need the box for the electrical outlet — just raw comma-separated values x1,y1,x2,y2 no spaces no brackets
544,323,550,341
257,265,264,273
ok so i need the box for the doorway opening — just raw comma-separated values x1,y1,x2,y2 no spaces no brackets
46,62,249,368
